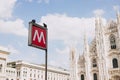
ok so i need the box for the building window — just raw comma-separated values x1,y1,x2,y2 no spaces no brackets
30,73,32,77
0,64,2,72
112,58,118,68
93,73,97,80
92,59,97,67
110,35,116,49
17,71,21,77
81,74,84,80
6,78,9,80
38,75,39,78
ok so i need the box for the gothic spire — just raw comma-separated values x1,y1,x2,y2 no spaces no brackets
116,9,120,24
70,46,76,64
83,32,89,56
95,16,102,27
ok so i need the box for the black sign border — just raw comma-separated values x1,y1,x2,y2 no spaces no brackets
28,21,48,50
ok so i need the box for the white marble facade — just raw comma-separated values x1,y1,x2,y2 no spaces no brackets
0,48,69,80
72,11,120,80
0,49,16,80
7,60,69,80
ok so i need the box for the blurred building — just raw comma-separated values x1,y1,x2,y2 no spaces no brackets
0,48,69,80
8,60,69,80
76,11,120,80
0,49,16,80
69,47,77,80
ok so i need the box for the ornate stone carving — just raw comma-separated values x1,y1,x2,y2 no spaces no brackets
109,68,120,75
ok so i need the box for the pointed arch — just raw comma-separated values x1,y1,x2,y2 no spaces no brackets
112,58,118,68
6,79,9,80
92,58,97,67
81,74,84,80
93,73,97,80
109,34,116,49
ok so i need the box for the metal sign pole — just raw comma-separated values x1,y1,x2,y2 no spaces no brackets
28,20,48,80
45,49,47,80
43,23,47,80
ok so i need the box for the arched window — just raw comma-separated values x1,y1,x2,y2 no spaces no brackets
110,35,116,49
81,74,84,80
93,73,97,80
0,64,2,72
6,78,9,80
92,59,97,67
112,58,118,68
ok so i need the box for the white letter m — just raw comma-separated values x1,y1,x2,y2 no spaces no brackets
33,30,46,44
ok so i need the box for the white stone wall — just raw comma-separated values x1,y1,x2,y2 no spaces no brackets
77,11,120,80
13,61,69,80
0,49,69,80
0,50,9,80
6,67,16,80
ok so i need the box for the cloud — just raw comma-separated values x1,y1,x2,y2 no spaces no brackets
0,45,9,52
0,45,20,54
0,45,22,62
56,47,69,54
49,60,59,66
0,19,28,37
7,45,20,54
0,0,28,37
37,0,50,3
26,0,49,3
55,47,70,68
93,9,105,16
113,5,119,11
24,53,40,62
26,0,33,2
47,46,70,69
49,46,78,69
40,13,95,44
0,0,17,19
44,0,49,3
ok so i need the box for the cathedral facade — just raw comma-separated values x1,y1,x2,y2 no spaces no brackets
70,11,120,80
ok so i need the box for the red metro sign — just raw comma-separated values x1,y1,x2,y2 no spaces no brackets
28,21,47,50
